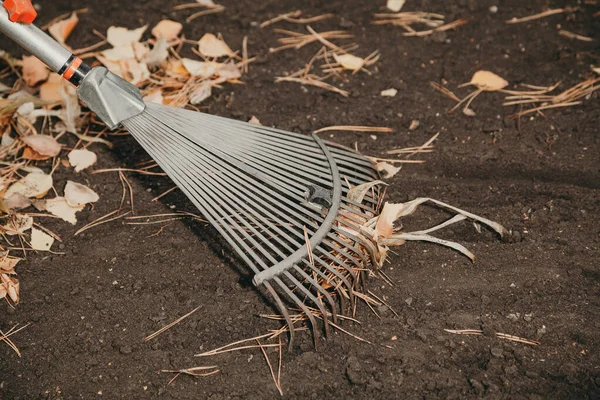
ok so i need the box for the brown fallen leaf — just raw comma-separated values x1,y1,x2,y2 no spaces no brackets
21,147,50,161
21,135,62,157
42,197,84,225
21,56,49,87
39,73,63,103
468,70,508,91
5,172,53,199
30,227,54,251
64,181,99,207
151,20,183,41
198,33,235,58
68,149,97,172
48,12,79,46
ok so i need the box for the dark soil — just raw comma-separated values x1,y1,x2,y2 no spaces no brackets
2,0,600,398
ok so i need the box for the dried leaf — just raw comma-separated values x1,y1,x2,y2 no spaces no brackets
3,194,31,211
189,83,212,105
375,162,402,179
64,181,99,207
469,70,508,91
68,149,97,172
21,147,50,161
182,59,220,78
43,197,84,225
347,180,386,203
1,128,15,149
21,56,49,87
143,90,164,104
5,172,53,199
197,0,218,6
30,227,54,251
21,135,62,157
106,25,148,47
380,88,398,97
146,37,170,68
198,33,234,58
333,53,365,71
0,255,20,274
39,73,63,103
462,107,476,117
215,62,241,81
48,12,79,45
2,214,33,235
248,116,262,125
387,0,406,12
151,20,182,41
1,274,19,303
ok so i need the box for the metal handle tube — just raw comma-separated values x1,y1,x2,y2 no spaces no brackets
0,0,73,73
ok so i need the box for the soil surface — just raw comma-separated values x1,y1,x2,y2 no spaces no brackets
1,0,600,399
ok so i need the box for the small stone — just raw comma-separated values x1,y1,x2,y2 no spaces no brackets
504,365,518,375
490,347,503,358
469,379,484,395
119,345,132,354
507,313,519,322
524,313,533,322
481,295,491,305
489,5,498,13
405,297,413,306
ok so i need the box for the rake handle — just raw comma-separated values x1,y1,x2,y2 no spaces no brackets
0,0,89,85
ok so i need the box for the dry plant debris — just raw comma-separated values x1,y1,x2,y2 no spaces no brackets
260,10,334,28
373,11,467,36
505,7,577,24
273,26,380,97
433,69,600,118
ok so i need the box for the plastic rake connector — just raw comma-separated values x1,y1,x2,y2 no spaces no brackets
123,103,383,347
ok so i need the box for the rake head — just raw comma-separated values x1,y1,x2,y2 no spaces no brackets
124,103,385,348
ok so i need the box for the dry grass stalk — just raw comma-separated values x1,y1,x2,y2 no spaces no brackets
0,323,29,357
186,6,225,23
444,329,541,346
373,11,467,36
558,30,594,42
261,10,334,28
145,305,201,342
503,77,600,117
505,8,576,24
162,366,220,385
269,29,353,53
313,126,392,134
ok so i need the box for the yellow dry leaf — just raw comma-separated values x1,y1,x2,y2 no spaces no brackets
189,83,212,105
375,162,402,179
1,273,19,303
469,70,508,91
5,172,53,199
2,214,33,236
106,25,148,47
151,20,183,41
44,197,84,225
181,58,220,78
68,149,97,172
21,135,62,157
64,181,99,207
3,193,31,211
48,12,79,45
166,59,188,75
21,56,49,87
198,33,234,58
143,90,164,104
39,73,63,103
0,255,20,274
333,53,365,71
30,227,54,251
387,0,405,12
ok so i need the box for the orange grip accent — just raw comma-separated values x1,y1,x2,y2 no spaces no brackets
62,57,82,81
3,0,37,24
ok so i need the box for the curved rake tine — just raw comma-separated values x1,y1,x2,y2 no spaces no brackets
264,282,295,350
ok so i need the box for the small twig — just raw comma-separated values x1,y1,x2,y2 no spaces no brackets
505,8,575,24
313,126,393,134
162,366,220,385
558,30,594,42
444,329,540,346
257,339,283,396
145,306,201,342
